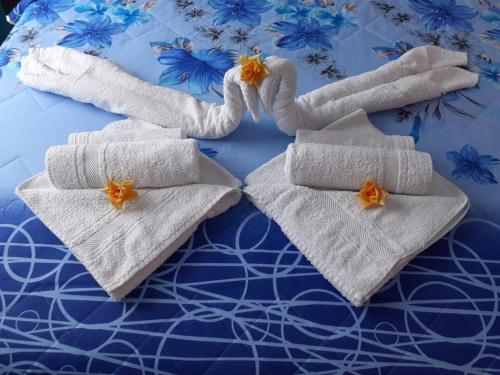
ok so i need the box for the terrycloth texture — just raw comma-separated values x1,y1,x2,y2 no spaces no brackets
244,155,468,306
256,46,479,135
69,125,184,144
296,110,414,149
243,112,469,306
46,139,200,189
18,46,478,138
17,123,242,298
18,46,259,139
284,143,433,195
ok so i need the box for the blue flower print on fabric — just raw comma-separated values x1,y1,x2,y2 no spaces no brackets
447,144,499,184
271,17,337,50
157,47,235,95
23,0,74,25
208,0,273,28
58,16,124,48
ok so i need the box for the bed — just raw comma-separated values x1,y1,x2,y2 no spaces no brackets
0,0,499,373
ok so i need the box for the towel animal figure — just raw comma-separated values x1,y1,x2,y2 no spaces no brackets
244,110,469,306
18,45,478,138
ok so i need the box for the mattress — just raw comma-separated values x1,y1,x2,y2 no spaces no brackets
0,0,499,373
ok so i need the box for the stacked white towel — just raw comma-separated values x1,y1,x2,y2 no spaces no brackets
285,143,433,195
244,110,469,306
16,124,242,299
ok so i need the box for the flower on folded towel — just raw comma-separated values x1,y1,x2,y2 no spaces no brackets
358,179,388,209
240,54,269,86
102,180,139,210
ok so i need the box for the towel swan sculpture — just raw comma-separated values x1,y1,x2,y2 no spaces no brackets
18,45,478,139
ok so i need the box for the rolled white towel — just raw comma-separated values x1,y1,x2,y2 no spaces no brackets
68,127,184,144
284,143,433,195
46,139,200,189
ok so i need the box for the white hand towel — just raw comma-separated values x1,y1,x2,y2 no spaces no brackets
101,118,170,132
284,143,433,195
244,155,468,306
256,46,479,135
46,139,200,189
69,124,184,144
296,110,414,149
18,46,259,139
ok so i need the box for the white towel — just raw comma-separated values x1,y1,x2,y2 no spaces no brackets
101,118,172,132
256,46,479,135
18,46,259,139
296,110,414,149
18,46,478,138
69,124,184,144
243,112,469,306
46,139,200,189
16,124,242,299
284,143,433,195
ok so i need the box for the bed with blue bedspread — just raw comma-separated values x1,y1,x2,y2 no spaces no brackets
1,0,499,373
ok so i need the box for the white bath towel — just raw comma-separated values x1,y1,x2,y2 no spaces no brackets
17,121,242,298
69,125,184,144
285,143,433,195
243,111,469,306
256,46,479,135
46,139,200,189
296,110,414,149
18,46,259,139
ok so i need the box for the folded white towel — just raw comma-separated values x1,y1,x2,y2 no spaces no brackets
244,111,469,306
296,110,414,149
46,139,200,189
101,118,170,132
285,143,433,195
18,46,258,139
244,155,468,306
69,124,184,144
256,46,479,135
17,167,241,299
17,121,242,298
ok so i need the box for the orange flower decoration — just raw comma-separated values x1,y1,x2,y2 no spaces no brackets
240,54,269,86
102,179,139,210
358,179,389,209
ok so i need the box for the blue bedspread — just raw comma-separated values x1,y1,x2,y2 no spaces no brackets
1,0,499,373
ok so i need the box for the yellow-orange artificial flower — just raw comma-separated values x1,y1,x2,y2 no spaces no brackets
358,179,389,209
240,54,269,86
102,179,139,210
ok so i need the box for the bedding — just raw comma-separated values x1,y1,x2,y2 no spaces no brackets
0,0,499,373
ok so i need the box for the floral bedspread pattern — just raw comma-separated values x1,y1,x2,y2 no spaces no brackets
0,0,499,373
